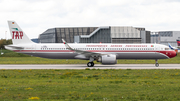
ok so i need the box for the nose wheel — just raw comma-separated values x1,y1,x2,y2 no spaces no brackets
155,63,159,67
155,59,159,67
87,62,94,67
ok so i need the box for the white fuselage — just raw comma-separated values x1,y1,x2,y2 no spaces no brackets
5,43,177,60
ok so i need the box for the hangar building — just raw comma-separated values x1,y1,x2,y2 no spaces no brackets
38,26,151,43
151,31,180,47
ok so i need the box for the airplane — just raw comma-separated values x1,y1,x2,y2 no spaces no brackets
177,39,180,48
5,21,177,67
168,43,180,53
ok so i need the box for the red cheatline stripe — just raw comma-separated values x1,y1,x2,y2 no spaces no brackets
13,50,176,58
13,50,169,52
13,50,173,54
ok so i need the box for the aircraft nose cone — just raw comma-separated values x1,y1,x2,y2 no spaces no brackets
168,51,177,58
172,51,177,58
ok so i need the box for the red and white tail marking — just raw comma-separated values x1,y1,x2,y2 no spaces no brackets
8,21,33,45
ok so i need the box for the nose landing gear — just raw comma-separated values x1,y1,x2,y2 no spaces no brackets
155,59,159,67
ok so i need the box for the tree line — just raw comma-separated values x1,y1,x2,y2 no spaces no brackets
0,39,12,49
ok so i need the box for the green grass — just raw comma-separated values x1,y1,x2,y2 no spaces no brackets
0,69,180,100
0,49,180,64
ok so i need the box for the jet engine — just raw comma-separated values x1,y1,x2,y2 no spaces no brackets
97,54,117,65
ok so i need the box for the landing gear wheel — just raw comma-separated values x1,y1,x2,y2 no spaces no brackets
155,63,159,67
91,62,94,67
155,59,159,67
87,62,94,67
87,62,91,67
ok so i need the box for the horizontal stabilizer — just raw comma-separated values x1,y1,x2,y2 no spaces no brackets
5,45,24,49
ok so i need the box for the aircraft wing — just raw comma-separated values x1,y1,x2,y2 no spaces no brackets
62,39,105,58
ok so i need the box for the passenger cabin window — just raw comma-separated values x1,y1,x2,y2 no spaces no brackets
165,48,169,50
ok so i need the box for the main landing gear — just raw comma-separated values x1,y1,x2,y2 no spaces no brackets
87,62,94,67
87,57,95,67
155,59,159,67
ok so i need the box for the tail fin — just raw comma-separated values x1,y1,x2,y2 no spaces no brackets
177,40,180,46
8,21,33,45
168,43,175,50
168,43,178,53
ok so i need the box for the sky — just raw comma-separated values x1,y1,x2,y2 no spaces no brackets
1,0,180,39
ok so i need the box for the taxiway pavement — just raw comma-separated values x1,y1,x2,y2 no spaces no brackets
0,64,180,69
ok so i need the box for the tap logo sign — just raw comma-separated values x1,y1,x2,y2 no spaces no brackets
12,28,23,39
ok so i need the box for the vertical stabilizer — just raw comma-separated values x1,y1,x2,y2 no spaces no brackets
177,40,180,46
8,21,33,45
168,43,175,50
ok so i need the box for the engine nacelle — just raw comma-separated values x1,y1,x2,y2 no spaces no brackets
98,54,117,65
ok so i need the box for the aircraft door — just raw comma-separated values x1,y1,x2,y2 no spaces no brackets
155,45,160,51
155,45,160,58
32,44,36,53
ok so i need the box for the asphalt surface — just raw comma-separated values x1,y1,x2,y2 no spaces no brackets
0,64,180,69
